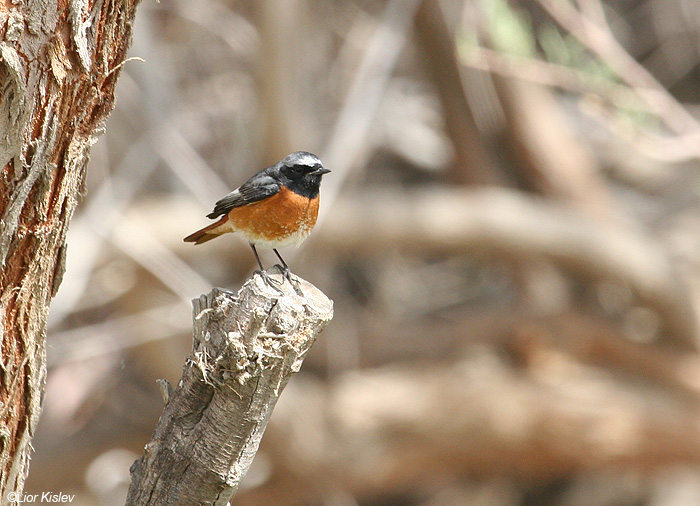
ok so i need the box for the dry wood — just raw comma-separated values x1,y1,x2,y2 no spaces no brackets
0,0,140,499
126,269,333,506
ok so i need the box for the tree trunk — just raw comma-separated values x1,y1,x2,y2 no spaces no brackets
0,0,141,500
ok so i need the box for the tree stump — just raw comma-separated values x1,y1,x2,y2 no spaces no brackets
126,268,333,506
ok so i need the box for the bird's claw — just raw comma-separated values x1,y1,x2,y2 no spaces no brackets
254,269,284,294
273,264,303,296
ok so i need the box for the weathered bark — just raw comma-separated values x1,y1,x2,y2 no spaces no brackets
126,270,333,506
0,0,140,500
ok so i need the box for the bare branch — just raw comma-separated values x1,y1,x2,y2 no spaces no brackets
316,188,697,349
534,0,700,153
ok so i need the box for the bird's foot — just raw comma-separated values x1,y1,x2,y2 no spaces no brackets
254,269,284,294
274,264,303,296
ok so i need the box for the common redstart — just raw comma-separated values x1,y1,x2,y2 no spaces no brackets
184,151,330,282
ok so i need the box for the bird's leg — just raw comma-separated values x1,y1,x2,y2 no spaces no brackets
250,243,283,292
272,248,289,271
273,249,302,295
250,243,265,271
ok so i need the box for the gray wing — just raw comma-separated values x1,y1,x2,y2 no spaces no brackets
206,171,280,219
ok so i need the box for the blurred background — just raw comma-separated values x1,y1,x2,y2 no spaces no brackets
24,0,700,504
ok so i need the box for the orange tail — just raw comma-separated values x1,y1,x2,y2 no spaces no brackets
183,215,229,245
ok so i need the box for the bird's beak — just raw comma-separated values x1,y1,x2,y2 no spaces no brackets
311,167,331,176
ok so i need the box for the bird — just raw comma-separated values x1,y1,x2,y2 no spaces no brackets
184,151,330,286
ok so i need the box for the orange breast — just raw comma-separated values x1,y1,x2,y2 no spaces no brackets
227,187,320,247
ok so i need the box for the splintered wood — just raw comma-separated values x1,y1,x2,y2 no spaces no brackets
126,269,333,506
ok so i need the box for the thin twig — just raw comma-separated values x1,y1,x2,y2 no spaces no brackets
459,46,700,162
535,0,700,156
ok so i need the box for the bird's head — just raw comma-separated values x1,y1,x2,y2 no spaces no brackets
279,151,330,180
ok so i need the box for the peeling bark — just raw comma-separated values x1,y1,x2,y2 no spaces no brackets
0,0,140,500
